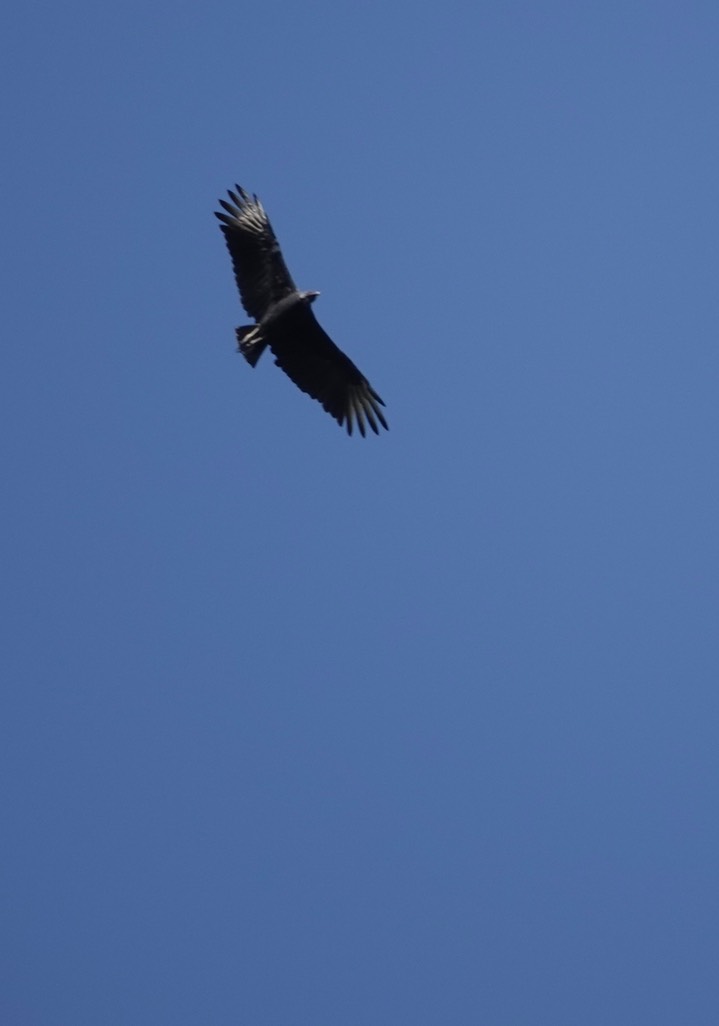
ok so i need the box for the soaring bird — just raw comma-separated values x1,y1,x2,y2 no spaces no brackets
215,185,388,437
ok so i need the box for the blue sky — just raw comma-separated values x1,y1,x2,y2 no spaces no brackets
3,1,719,1023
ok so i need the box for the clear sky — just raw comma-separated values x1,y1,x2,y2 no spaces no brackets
3,1,719,1023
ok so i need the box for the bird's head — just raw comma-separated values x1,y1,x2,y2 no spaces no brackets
301,290,320,305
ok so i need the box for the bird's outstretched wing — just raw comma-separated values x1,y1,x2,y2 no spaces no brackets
270,305,388,437
215,186,297,321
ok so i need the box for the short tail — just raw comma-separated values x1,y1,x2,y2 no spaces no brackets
236,325,267,367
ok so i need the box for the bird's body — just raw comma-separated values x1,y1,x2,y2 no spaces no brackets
215,185,387,436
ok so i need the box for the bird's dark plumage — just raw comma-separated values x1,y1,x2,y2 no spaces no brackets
215,185,387,436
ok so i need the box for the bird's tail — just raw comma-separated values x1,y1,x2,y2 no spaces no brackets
236,325,267,367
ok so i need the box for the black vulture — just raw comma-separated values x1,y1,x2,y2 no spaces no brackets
215,185,388,437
